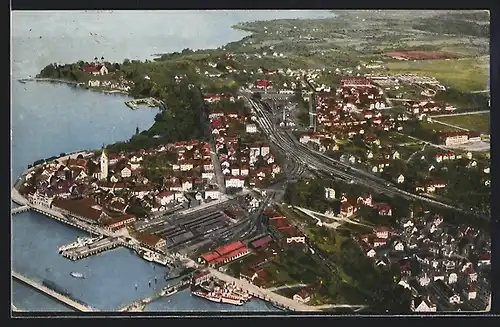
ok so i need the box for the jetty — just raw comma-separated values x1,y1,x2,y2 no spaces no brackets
12,271,96,312
61,237,121,260
119,279,191,312
11,205,31,215
125,97,164,110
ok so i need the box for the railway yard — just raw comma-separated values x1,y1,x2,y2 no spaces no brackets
137,195,263,256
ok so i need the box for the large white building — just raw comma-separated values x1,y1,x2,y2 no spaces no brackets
100,151,108,180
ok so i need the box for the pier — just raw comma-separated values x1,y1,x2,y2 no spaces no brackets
12,304,25,312
119,279,191,312
61,237,121,260
12,271,96,312
125,97,164,110
11,205,31,215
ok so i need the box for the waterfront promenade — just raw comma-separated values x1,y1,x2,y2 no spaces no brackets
208,268,367,312
12,272,96,312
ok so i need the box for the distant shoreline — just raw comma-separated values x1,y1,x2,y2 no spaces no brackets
18,78,130,96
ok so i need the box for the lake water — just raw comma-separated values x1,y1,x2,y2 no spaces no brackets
11,10,335,312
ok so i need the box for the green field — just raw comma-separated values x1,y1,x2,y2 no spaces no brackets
434,112,490,134
386,56,489,92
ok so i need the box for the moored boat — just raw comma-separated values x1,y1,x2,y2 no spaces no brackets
70,272,85,279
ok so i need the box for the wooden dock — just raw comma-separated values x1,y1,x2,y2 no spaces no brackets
61,237,121,260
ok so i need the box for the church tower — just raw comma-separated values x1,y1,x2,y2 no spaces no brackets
100,150,108,180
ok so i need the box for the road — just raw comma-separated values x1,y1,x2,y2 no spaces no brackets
267,283,308,292
429,119,469,131
294,206,373,230
431,110,490,118
208,268,365,312
242,95,488,220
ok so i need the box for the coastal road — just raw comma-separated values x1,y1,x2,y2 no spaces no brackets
431,110,490,118
429,119,469,131
244,95,489,220
266,283,308,292
208,268,366,312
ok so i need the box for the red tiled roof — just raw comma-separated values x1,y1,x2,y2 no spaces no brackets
81,65,103,73
102,214,136,226
255,80,271,88
51,198,104,221
269,217,290,229
215,241,246,256
137,233,164,246
251,235,273,249
201,252,220,262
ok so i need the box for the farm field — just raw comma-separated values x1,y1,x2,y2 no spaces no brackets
434,112,490,134
385,56,489,92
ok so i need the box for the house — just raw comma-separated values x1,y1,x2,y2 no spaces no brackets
394,242,405,252
136,233,167,251
467,283,477,300
438,131,469,146
102,214,136,232
448,272,458,284
81,64,109,76
324,187,336,199
246,124,258,133
339,199,356,218
411,296,437,312
156,191,175,206
88,80,100,87
366,248,376,257
204,189,220,200
293,287,312,303
121,167,132,178
375,227,391,239
477,254,491,266
375,203,392,216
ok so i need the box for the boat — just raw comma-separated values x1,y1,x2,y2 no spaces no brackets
221,295,244,306
162,287,178,297
192,290,245,306
70,272,85,279
192,291,223,303
139,250,154,262
59,235,103,253
152,253,169,266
